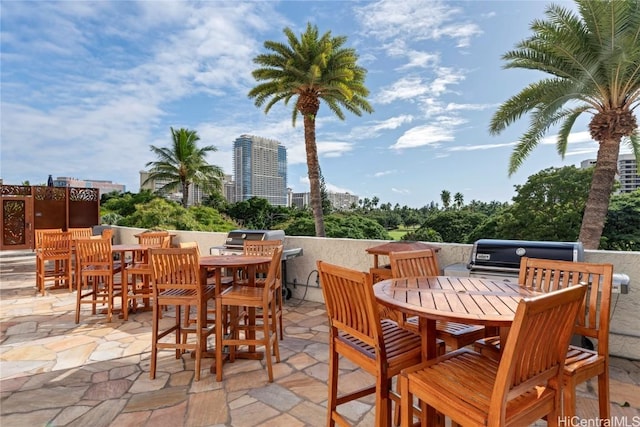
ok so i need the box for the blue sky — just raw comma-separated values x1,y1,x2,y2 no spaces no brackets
1,0,625,208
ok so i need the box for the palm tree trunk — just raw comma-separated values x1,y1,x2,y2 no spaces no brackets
182,181,189,208
578,138,620,249
303,114,326,237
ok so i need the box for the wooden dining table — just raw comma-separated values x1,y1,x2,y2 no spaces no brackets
198,254,272,372
374,275,544,426
373,275,544,361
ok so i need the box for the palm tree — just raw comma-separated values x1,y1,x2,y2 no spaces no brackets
249,23,373,237
490,0,640,249
440,190,451,209
454,192,464,209
143,127,224,208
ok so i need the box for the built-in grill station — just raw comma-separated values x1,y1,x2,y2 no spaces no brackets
444,238,629,293
210,229,303,299
444,238,630,350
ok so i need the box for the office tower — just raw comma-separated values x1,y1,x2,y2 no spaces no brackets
290,190,359,211
581,154,639,194
233,135,287,206
617,153,639,193
52,177,125,195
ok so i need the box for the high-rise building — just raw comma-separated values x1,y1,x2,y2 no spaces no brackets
52,177,125,195
580,154,639,194
289,190,359,211
617,153,639,193
233,135,287,206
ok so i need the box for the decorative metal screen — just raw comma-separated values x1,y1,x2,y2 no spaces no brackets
1,185,100,250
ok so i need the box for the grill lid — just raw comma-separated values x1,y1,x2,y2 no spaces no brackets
468,239,584,272
224,229,285,249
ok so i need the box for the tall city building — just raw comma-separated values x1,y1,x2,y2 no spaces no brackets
52,177,125,195
580,154,639,194
233,135,287,206
289,190,359,211
617,153,639,193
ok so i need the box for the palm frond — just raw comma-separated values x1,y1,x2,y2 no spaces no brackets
248,22,372,124
556,106,592,155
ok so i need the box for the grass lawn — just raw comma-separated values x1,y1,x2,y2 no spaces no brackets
388,228,410,240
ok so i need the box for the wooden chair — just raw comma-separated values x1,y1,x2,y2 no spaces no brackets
68,227,93,240
101,228,113,242
215,246,282,382
34,228,63,290
242,240,284,340
36,231,72,295
148,247,216,381
317,260,423,427
401,284,587,427
177,241,231,349
389,249,485,349
136,230,171,249
124,231,171,318
474,257,615,421
75,237,123,323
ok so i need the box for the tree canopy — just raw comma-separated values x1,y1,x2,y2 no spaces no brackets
143,127,224,208
490,0,640,248
249,23,373,237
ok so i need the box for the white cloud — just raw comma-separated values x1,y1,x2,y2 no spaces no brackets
318,141,355,158
397,50,440,70
376,76,430,104
392,187,411,194
298,176,353,194
374,170,396,177
354,0,482,49
391,124,455,150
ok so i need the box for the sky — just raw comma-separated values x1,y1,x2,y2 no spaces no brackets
1,0,630,208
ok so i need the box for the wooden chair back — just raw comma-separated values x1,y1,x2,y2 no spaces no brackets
75,237,113,271
137,231,171,248
35,228,63,249
149,247,201,301
317,261,382,355
178,241,201,256
40,231,72,254
68,227,93,240
489,285,587,424
244,240,282,275
389,249,440,277
263,245,283,294
101,228,113,241
518,257,614,354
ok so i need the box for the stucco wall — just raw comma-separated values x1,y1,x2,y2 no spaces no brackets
113,226,639,360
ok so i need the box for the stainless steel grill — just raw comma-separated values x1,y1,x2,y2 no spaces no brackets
210,229,303,299
444,238,628,293
467,239,584,281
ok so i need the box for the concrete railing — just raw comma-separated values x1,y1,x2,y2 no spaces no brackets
113,226,639,360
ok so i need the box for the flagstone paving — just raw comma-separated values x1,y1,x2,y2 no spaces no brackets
1,250,639,426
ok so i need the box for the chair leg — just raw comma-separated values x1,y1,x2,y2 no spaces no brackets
327,342,339,427
562,378,577,420
215,297,224,382
193,304,201,382
150,303,159,379
174,306,182,360
75,279,82,324
598,371,611,421
271,302,280,361
400,374,412,427
374,375,391,427
263,309,274,382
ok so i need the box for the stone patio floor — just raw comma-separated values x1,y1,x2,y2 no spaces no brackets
1,250,639,426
